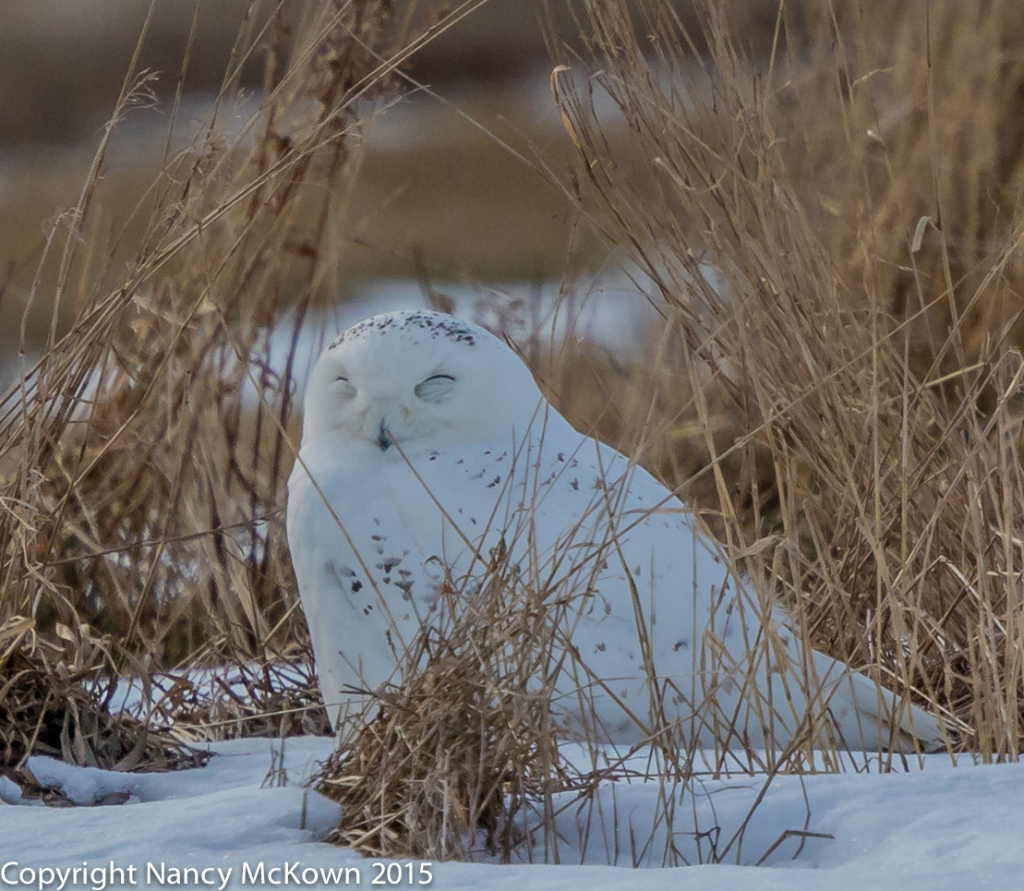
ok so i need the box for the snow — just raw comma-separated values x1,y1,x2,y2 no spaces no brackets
1,735,1022,890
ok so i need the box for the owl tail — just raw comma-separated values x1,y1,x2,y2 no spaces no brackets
811,650,949,753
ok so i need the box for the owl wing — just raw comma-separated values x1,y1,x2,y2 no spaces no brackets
418,422,945,752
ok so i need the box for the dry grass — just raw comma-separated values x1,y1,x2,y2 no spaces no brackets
309,470,838,865
3,0,1024,867
545,0,1024,756
0,0,413,767
315,549,569,861
0,617,205,771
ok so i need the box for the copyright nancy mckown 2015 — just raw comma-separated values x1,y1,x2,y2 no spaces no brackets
1,861,435,889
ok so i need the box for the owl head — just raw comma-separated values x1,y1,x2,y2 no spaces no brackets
300,311,546,454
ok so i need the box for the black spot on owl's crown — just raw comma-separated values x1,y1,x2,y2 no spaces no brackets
328,310,478,350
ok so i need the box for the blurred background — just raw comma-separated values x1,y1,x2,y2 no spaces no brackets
0,0,783,387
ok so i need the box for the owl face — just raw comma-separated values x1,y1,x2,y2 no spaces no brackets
300,311,544,454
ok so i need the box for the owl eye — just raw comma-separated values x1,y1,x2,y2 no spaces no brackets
332,375,357,399
415,373,456,404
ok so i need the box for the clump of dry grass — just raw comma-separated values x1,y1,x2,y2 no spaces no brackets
0,616,204,773
547,0,1024,755
315,552,571,861
121,654,330,743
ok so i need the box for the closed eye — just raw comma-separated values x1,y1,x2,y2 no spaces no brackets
415,373,456,404
332,375,356,399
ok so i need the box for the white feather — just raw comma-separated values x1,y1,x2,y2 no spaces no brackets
287,310,944,751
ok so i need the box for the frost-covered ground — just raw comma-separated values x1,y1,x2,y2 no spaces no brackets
1,736,1021,891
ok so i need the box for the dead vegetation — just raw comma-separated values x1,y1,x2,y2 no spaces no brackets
0,0,407,768
546,0,1024,757
315,551,573,861
0,617,204,771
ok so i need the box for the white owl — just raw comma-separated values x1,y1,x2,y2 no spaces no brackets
286,310,944,752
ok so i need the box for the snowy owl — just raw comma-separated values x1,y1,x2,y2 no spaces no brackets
286,310,944,752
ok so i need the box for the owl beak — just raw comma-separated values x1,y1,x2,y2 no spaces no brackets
376,418,393,452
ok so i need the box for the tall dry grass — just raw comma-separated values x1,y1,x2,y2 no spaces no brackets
0,0,451,767
545,0,1024,758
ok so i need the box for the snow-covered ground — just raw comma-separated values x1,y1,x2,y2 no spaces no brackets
1,736,1021,890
